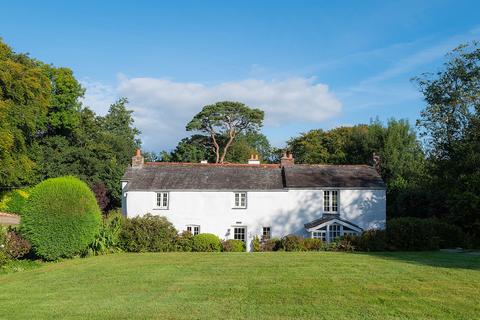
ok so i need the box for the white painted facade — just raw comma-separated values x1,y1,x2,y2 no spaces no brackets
122,185,386,251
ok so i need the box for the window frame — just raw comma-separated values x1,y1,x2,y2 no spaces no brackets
186,225,200,236
233,191,247,209
233,227,246,243
155,191,169,209
323,190,339,213
262,227,271,240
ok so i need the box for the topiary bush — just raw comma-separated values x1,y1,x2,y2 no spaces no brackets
192,233,222,252
222,239,245,252
20,176,101,260
119,214,177,252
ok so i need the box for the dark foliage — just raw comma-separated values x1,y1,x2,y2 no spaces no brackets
260,237,282,252
4,230,31,259
92,182,110,212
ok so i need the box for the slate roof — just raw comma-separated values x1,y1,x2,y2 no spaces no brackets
122,163,385,191
122,163,284,190
304,214,362,230
284,165,385,189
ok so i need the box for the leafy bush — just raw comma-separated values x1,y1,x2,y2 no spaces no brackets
328,238,355,252
303,238,323,251
355,230,388,251
251,236,261,252
0,251,8,267
281,235,306,252
119,214,177,252
175,231,194,252
261,237,281,251
386,217,467,250
4,230,31,259
0,189,30,215
222,239,245,252
90,210,123,255
20,177,101,260
192,233,222,252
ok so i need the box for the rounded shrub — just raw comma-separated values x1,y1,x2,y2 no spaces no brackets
21,176,101,260
222,239,245,252
192,233,222,252
281,235,306,251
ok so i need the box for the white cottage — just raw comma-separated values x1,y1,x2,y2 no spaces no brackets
121,150,386,250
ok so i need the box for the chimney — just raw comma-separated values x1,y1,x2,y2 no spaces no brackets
132,149,144,168
280,151,294,167
248,154,260,165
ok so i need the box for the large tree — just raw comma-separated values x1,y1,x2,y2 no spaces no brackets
415,41,480,241
186,101,264,163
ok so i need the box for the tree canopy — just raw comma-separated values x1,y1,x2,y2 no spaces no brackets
186,101,264,163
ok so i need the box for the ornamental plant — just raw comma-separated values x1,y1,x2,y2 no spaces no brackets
20,176,101,260
192,233,222,252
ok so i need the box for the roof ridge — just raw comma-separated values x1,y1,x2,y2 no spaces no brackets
143,162,280,168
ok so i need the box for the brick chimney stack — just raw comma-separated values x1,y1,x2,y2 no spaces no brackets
132,149,144,168
248,154,260,165
280,151,294,167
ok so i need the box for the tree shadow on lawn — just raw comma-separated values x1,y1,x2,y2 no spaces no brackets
356,251,480,270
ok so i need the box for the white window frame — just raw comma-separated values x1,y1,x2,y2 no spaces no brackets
308,220,361,242
233,226,247,243
323,190,339,213
156,192,169,209
233,192,247,209
186,225,200,236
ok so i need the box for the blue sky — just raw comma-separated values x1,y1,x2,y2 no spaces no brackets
1,1,479,151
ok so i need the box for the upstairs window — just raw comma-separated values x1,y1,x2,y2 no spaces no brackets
156,192,169,209
233,192,247,208
262,227,271,240
323,190,338,212
186,225,200,236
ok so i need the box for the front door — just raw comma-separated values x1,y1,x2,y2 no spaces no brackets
233,227,246,243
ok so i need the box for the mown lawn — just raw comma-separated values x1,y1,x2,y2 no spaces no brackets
0,252,479,320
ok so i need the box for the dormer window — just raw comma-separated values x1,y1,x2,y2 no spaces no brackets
156,192,169,209
233,192,247,209
323,190,338,212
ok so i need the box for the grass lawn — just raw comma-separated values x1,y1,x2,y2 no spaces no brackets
0,252,479,319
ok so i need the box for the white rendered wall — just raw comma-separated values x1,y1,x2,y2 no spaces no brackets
122,188,386,251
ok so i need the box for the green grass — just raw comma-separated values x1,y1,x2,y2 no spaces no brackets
0,252,479,319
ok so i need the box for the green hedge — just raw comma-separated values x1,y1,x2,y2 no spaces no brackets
192,233,222,252
20,176,101,260
119,214,177,252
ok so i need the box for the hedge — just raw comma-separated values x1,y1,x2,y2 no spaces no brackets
192,233,222,252
222,239,245,252
119,214,177,252
20,176,101,260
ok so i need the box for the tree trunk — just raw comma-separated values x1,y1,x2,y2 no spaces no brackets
219,134,235,163
211,133,220,163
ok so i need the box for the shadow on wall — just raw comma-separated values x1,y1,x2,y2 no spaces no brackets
357,251,480,270
254,190,385,238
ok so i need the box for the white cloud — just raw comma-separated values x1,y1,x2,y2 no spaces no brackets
107,76,341,150
80,79,117,115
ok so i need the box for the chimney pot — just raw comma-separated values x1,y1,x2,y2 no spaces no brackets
132,149,144,168
248,154,260,165
281,151,295,167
